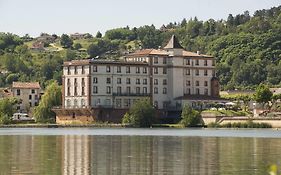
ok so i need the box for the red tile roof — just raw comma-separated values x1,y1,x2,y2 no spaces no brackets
12,82,41,89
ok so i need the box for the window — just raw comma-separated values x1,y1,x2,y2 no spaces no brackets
74,78,78,86
117,78,121,84
67,67,71,75
195,59,199,65
163,67,167,74
186,80,191,86
204,81,208,87
106,78,111,84
136,78,140,84
154,79,158,85
93,86,98,94
196,88,200,95
67,78,71,86
106,66,111,72
124,99,131,107
82,78,85,87
204,60,208,66
67,100,71,107
116,99,121,108
74,87,77,96
126,78,131,84
106,86,111,94
82,66,85,74
117,66,121,73
31,89,35,94
143,79,147,85
126,87,131,94
35,95,38,101
154,101,158,108
154,67,158,74
143,87,147,94
186,88,191,95
212,60,215,66
196,69,199,76
154,57,158,64
67,87,70,96
212,70,215,76
136,87,140,94
81,99,85,107
82,87,85,96
93,77,98,84
29,95,32,100
186,59,190,65
163,57,167,64
126,66,130,73
163,88,167,94
196,81,199,86
204,89,208,95
74,99,78,107
154,87,158,94
93,65,97,72
16,89,20,96
74,66,78,74
136,67,140,73
163,79,167,85
186,69,190,75
143,67,147,74
117,86,122,94
204,70,208,76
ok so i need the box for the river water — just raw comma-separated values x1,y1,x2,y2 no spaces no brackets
0,128,281,175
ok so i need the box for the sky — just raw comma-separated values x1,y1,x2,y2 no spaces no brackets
0,0,280,37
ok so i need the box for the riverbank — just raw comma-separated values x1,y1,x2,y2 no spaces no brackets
0,123,128,128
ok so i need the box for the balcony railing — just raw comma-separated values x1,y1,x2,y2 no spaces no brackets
113,93,151,97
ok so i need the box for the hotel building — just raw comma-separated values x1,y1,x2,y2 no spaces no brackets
54,35,220,123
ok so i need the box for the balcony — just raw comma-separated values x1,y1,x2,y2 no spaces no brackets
113,93,151,97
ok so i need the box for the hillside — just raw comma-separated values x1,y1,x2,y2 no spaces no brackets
0,5,280,89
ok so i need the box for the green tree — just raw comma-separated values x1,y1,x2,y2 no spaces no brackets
73,43,82,50
254,84,273,107
96,31,102,38
0,98,17,124
180,105,202,127
122,98,156,127
33,81,62,123
60,34,73,48
5,73,19,84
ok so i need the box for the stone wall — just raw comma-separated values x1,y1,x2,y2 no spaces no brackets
202,115,281,128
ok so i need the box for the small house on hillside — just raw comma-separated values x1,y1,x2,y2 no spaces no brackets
11,82,42,113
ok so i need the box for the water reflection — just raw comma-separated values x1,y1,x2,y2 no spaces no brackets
0,133,281,174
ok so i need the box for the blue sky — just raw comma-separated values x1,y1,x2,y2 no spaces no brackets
0,0,280,37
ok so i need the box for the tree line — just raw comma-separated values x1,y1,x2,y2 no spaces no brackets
0,5,280,90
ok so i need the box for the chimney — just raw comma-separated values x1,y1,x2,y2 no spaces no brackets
197,51,200,55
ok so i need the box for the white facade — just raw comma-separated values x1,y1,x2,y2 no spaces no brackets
11,82,41,113
62,36,218,110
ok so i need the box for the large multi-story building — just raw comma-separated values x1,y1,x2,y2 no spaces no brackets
54,35,220,123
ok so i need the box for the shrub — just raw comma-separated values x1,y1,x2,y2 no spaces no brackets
180,105,202,127
121,98,156,127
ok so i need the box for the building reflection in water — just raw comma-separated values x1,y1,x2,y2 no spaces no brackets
1,134,281,174
62,135,90,175
61,135,220,175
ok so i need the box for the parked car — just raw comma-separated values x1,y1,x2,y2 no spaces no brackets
12,113,34,121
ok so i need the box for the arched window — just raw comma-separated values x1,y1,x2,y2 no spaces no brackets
66,99,71,107
74,99,78,108
81,99,85,107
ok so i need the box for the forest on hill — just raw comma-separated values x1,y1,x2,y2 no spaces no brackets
0,5,280,90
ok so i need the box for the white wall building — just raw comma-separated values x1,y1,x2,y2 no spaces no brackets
62,35,219,110
11,82,41,113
